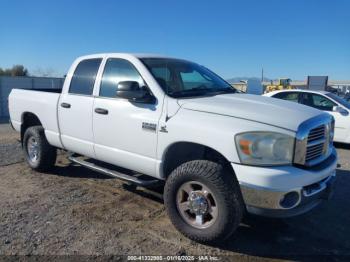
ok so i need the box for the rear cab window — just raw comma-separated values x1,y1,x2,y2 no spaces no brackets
69,59,102,95
180,70,212,90
149,67,171,90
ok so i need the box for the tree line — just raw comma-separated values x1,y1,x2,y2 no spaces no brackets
0,65,28,77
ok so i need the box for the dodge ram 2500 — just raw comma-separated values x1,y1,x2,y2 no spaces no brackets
9,53,337,243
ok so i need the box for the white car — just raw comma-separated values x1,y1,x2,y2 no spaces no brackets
265,89,350,144
8,54,337,243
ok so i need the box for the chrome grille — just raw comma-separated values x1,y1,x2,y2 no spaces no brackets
294,114,334,167
306,125,326,163
306,143,324,161
307,125,325,143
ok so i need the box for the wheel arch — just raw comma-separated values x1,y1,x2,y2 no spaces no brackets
161,141,236,179
20,112,43,144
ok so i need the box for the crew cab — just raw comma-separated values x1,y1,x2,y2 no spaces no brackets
265,89,350,144
9,53,337,243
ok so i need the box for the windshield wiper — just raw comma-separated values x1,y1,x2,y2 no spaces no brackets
214,88,236,94
168,87,212,97
168,86,236,98
168,90,209,98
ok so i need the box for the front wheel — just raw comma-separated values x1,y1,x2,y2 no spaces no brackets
164,160,244,243
23,126,57,172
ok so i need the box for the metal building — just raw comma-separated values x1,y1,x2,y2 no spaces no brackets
0,76,63,122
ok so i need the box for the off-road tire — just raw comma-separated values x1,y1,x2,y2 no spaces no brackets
23,126,57,172
164,160,244,243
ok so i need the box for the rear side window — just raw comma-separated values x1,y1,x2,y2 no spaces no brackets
273,92,299,103
69,59,102,95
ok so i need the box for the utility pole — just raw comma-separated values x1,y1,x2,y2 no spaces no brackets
261,67,264,83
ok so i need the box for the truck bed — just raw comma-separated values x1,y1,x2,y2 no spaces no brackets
8,88,63,148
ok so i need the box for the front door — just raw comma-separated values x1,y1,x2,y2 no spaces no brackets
92,58,162,176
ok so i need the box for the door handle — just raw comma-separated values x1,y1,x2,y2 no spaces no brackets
95,108,109,115
61,102,71,108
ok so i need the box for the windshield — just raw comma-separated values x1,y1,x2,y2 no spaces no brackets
141,58,236,98
326,93,350,110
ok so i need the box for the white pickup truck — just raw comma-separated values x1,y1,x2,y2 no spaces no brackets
9,53,337,243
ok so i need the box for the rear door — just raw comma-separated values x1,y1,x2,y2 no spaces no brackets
58,58,102,157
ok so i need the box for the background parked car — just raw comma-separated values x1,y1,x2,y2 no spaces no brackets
265,89,350,144
343,92,350,102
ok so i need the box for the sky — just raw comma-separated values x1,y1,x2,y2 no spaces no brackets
0,0,349,80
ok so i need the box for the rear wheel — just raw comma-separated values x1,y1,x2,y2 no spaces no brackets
23,126,57,172
164,160,244,243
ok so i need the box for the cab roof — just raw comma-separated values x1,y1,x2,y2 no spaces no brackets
77,53,176,60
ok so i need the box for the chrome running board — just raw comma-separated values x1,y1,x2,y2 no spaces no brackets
68,155,159,186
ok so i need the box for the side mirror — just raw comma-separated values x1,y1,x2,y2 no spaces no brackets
333,106,349,116
116,81,155,103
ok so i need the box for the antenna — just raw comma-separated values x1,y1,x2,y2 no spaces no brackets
165,96,170,122
165,60,170,122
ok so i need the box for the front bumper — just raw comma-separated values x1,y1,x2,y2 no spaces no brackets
233,149,337,218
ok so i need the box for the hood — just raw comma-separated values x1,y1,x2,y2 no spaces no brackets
178,94,323,131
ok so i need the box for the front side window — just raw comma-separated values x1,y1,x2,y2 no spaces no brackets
141,58,235,98
69,59,102,95
273,92,299,103
99,58,144,98
304,93,337,111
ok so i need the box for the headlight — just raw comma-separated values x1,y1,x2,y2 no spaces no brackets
235,132,295,166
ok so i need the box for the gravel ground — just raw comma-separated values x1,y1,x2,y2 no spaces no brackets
0,124,23,166
0,124,349,260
